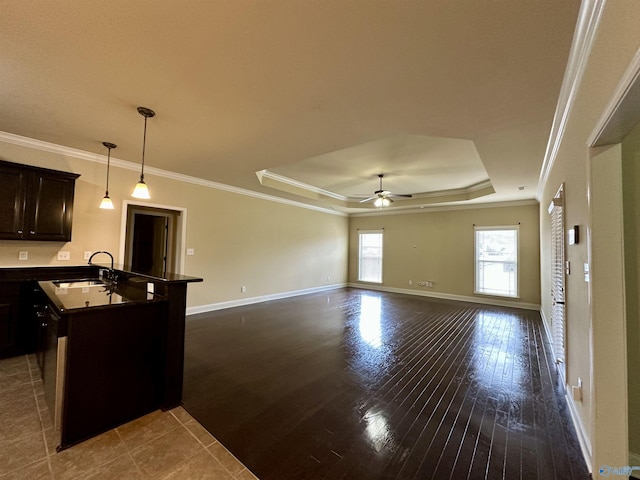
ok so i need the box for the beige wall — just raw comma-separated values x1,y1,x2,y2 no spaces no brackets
538,0,640,469
0,140,349,309
622,121,640,459
348,203,541,308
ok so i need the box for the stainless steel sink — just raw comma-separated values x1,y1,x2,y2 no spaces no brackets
52,279,106,289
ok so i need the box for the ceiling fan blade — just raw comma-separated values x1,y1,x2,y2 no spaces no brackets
357,174,413,205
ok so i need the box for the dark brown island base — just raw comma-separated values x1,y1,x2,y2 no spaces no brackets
0,264,202,450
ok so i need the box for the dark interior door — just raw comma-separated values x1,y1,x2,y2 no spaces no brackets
131,214,168,277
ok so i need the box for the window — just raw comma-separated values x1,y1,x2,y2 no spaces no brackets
475,226,519,297
358,230,383,283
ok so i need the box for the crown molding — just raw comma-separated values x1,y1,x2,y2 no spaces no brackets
0,131,347,217
407,179,494,200
258,167,495,208
0,131,537,218
256,169,348,201
350,198,539,217
537,0,608,199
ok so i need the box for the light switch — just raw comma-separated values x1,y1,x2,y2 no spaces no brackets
186,248,195,256
584,263,590,283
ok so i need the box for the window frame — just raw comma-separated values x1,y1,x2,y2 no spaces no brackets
358,229,384,284
474,225,520,298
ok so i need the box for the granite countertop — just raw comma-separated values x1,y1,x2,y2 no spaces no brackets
110,264,203,283
0,264,203,284
38,279,163,313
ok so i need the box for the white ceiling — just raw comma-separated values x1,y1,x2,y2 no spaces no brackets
0,1,581,213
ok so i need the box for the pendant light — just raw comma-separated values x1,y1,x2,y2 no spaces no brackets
132,106,155,199
99,142,117,209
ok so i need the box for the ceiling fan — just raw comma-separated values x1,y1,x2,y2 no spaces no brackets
358,174,412,207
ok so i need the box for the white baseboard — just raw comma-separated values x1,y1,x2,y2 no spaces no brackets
187,282,540,316
539,308,553,346
539,308,565,384
540,308,592,474
347,283,541,311
565,391,593,474
186,283,346,316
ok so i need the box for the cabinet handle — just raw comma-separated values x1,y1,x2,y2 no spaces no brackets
29,231,35,235
17,230,22,234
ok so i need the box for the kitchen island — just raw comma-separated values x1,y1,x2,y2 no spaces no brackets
0,264,202,450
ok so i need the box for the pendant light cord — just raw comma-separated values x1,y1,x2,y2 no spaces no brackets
105,147,111,194
102,141,116,196
140,115,147,181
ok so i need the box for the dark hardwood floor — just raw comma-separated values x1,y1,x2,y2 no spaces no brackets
183,288,590,480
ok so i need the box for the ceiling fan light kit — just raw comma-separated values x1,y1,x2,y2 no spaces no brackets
374,197,391,208
359,174,412,208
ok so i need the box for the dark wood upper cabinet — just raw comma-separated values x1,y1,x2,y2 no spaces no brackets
0,160,80,241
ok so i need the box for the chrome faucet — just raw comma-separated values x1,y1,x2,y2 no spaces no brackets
88,251,115,282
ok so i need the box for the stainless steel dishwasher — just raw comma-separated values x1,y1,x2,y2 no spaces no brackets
42,304,66,439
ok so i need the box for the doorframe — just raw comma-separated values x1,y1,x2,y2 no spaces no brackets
587,144,628,473
118,200,187,275
586,46,640,475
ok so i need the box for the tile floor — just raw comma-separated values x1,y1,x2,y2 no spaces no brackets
0,354,258,479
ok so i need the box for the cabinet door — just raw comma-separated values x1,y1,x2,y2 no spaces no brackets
27,172,76,241
0,165,28,239
0,283,21,358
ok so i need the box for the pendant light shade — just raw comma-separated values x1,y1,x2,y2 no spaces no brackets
132,106,155,199
99,141,117,209
132,179,150,199
99,196,114,209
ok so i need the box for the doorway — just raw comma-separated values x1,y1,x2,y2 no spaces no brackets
120,203,186,276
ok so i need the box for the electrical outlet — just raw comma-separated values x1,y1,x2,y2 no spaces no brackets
572,385,582,401
408,280,413,286
84,251,92,260
187,248,195,256
572,377,583,402
57,251,70,261
19,251,28,261
241,286,247,293
327,275,331,282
